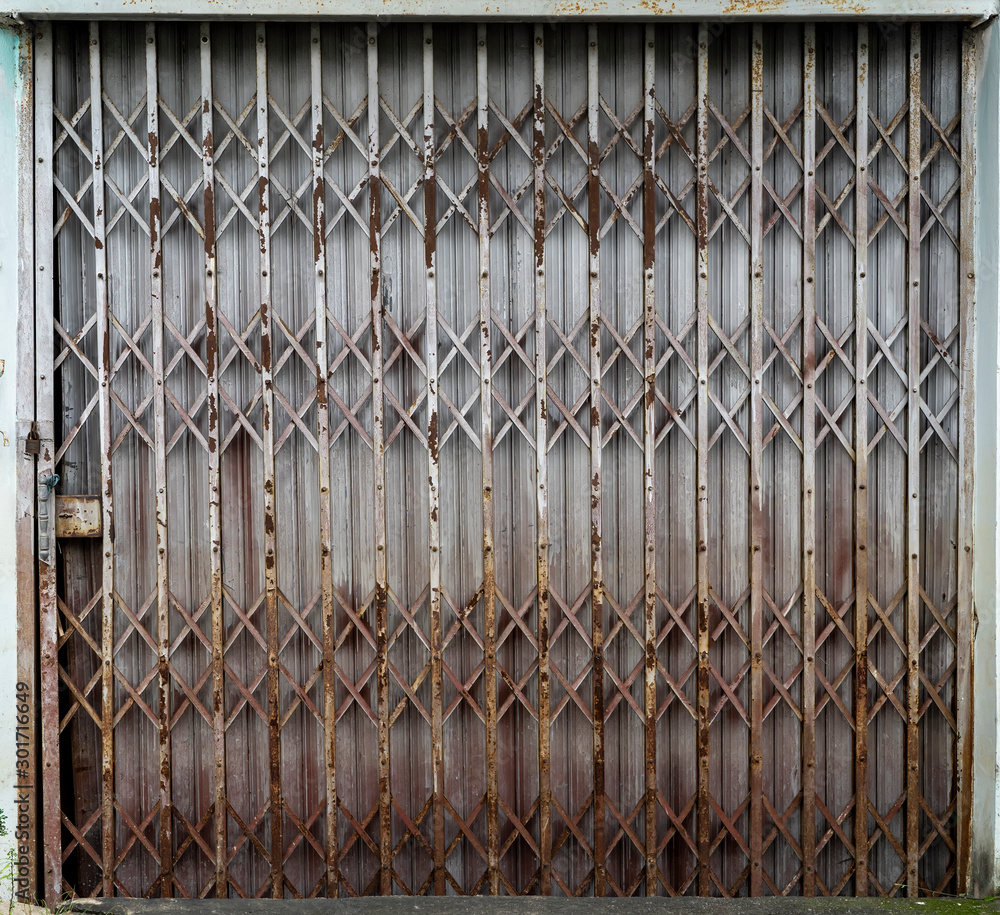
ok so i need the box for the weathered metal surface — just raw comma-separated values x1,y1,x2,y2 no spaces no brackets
33,24,59,904
477,22,499,899
801,23,817,898
200,21,227,898
54,495,102,538
10,0,998,20
145,23,174,898
853,22,870,898
905,23,921,899
37,20,972,901
12,20,38,905
694,25,710,897
956,24,976,896
533,22,550,899
748,23,764,899
586,23,606,899
368,21,391,898
88,21,115,898
311,19,338,898
641,23,657,898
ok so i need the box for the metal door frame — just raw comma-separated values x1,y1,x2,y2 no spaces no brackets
5,8,1000,903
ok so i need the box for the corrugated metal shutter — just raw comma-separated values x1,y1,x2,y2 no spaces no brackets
34,20,974,898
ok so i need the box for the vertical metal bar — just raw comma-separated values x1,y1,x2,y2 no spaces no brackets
749,22,764,900
695,23,711,898
533,23,551,897
90,23,116,897
853,23,870,898
641,23,658,899
477,23,500,897
14,24,37,906
146,24,173,898
201,21,227,899
802,23,818,898
956,25,977,896
34,25,60,905
905,22,921,898
368,22,391,896
423,23,446,898
586,24,606,898
255,24,282,898
311,22,339,898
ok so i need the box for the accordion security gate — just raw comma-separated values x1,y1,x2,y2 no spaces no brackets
34,19,975,900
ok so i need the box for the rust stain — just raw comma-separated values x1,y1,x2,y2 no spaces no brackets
204,131,216,256
149,197,162,268
428,410,439,463
313,121,325,264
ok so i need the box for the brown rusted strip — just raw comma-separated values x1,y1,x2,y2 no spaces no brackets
641,24,657,899
955,25,976,896
34,27,61,904
749,23,764,899
801,24,817,898
311,23,339,898
905,23,921,898
201,21,228,898
424,23,446,897
533,23,551,896
89,23,116,897
146,24,173,898
586,24,606,898
853,22,870,898
477,24,500,897
255,24,282,899
695,24,711,898
368,22,392,896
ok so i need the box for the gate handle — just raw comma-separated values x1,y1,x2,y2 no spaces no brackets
37,473,59,566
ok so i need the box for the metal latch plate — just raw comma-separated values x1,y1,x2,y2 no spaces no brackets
54,495,102,538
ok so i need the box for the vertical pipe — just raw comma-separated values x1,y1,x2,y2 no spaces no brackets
311,22,339,898
200,21,227,899
368,22,392,896
423,23,446,898
586,24,606,898
477,24,500,897
853,23,870,898
146,24,173,897
695,23,711,898
905,22,922,898
255,23,282,898
749,22,764,900
956,24,977,896
90,23,116,897
641,23,658,899
802,23,818,898
533,23,551,897
34,26,61,905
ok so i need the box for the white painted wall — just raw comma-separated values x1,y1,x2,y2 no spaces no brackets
972,15,1000,900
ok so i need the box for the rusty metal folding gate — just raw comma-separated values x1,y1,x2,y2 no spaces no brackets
34,19,975,900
